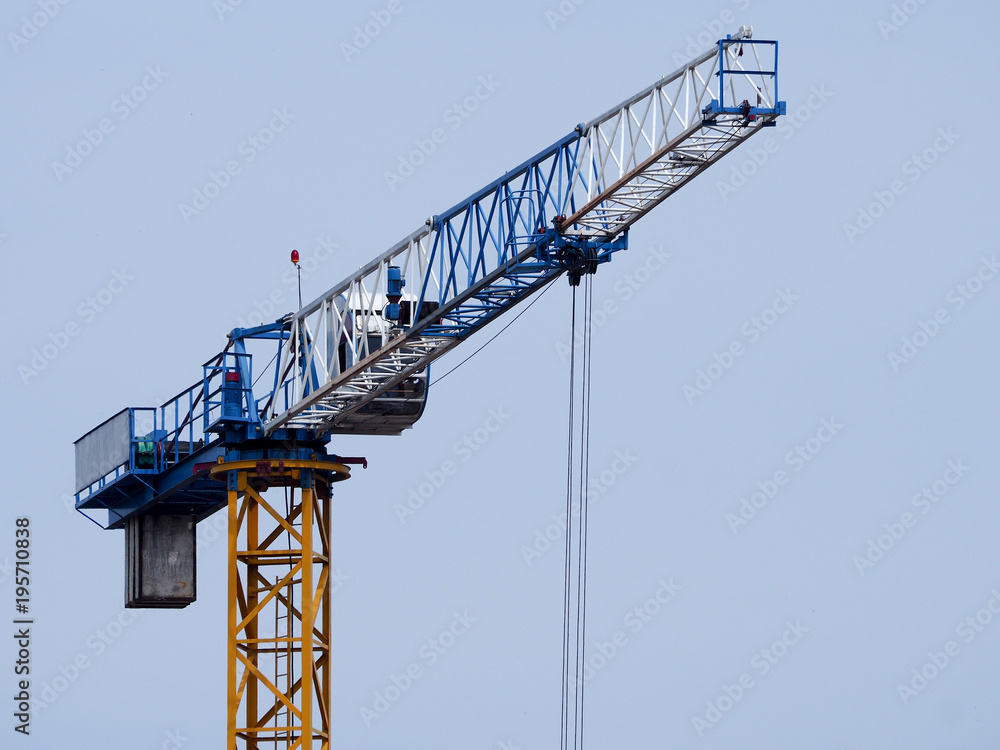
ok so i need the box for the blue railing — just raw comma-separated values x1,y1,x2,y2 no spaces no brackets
75,381,213,509
133,379,211,476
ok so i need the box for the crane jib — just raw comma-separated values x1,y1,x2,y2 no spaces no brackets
73,29,784,534
262,35,783,436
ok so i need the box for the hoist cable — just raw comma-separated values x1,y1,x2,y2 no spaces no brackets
562,275,595,750
560,286,577,750
571,283,585,750
576,274,595,750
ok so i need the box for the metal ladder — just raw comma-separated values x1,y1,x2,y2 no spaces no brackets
273,487,301,748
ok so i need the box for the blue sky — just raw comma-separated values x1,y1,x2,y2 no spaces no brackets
3,1,1000,748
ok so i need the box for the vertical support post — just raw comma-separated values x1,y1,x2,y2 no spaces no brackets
227,470,240,749
773,41,779,106
320,488,331,743
246,478,259,749
300,470,314,748
718,38,724,106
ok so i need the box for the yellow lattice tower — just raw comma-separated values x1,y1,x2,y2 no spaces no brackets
211,458,350,749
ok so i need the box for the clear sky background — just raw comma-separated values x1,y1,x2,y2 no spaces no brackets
3,0,1000,748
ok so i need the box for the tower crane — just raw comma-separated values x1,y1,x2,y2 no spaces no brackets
73,28,784,749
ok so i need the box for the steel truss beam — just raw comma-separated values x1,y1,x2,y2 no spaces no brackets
261,27,782,437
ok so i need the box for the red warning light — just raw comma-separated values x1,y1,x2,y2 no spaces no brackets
291,249,300,264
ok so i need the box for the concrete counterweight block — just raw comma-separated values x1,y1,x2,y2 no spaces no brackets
125,514,196,608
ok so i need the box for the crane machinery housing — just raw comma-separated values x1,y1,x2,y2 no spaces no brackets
73,27,784,749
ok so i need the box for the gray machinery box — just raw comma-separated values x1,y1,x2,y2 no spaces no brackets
125,514,197,608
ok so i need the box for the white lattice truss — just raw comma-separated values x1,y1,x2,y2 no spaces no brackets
262,28,779,436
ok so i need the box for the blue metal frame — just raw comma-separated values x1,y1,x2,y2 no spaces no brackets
703,38,785,119
408,130,631,339
74,335,319,528
75,384,226,529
